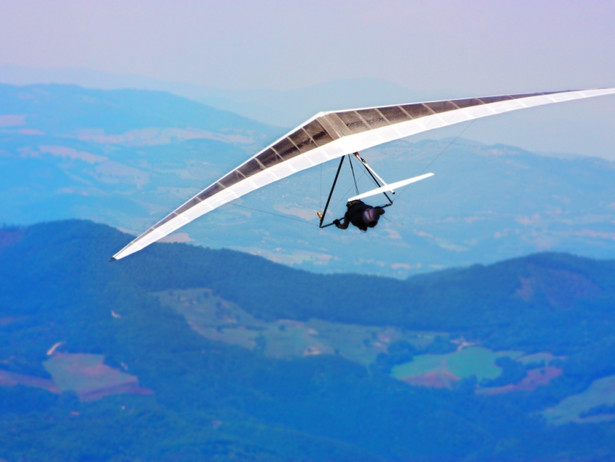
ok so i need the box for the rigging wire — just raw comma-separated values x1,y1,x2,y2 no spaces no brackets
419,120,476,175
325,120,477,213
322,154,382,218
379,212,404,227
393,120,477,203
229,120,476,229
348,154,360,195
229,202,319,228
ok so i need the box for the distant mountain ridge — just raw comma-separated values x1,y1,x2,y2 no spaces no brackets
1,83,615,278
3,64,615,160
0,65,422,126
0,82,277,136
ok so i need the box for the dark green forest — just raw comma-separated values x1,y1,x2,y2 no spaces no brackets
1,220,615,461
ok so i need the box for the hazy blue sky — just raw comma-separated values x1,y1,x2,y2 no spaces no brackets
2,0,615,157
2,0,614,92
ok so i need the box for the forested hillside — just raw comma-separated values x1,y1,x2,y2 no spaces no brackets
1,220,615,460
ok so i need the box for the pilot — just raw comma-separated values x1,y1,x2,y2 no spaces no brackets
334,200,385,231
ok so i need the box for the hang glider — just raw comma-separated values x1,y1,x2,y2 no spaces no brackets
111,88,615,260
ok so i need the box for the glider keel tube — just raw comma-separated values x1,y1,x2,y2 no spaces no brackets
112,87,615,260
348,172,435,202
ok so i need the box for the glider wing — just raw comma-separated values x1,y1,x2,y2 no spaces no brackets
112,88,615,260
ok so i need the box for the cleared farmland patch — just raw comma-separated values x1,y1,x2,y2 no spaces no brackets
543,375,615,425
155,288,440,365
392,347,523,384
43,353,152,402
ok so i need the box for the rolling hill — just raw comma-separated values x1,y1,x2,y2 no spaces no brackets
1,220,615,460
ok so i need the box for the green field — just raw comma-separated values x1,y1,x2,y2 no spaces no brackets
392,347,522,382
